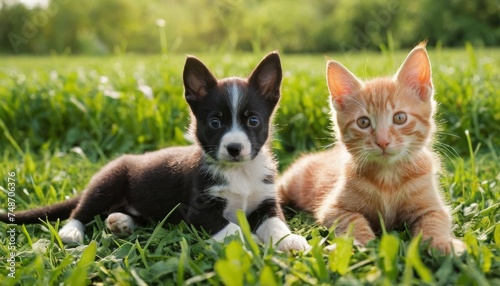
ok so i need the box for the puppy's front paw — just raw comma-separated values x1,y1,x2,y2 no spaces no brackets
58,219,84,244
277,234,310,252
211,222,243,242
105,212,135,236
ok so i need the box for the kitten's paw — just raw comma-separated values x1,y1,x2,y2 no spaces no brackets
450,238,467,255
430,238,466,255
353,238,367,247
58,219,84,244
211,222,243,242
276,234,311,252
355,232,377,245
105,212,135,236
324,238,366,253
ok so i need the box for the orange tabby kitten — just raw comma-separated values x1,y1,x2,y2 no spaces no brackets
279,43,465,254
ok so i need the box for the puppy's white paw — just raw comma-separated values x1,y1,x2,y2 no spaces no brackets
105,212,135,236
255,217,310,252
277,234,311,252
58,219,84,244
211,222,243,242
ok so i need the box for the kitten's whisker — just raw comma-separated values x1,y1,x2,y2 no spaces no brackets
433,141,459,163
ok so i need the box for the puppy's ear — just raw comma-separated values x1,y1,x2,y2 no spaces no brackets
183,56,217,103
248,52,282,103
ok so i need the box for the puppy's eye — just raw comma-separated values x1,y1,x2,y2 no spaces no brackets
247,116,260,127
357,117,370,129
393,112,407,125
209,118,221,129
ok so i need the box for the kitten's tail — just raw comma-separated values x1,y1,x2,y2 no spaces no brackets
278,166,317,212
0,197,80,224
278,152,335,212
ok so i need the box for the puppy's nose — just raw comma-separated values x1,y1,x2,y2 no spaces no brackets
226,143,243,157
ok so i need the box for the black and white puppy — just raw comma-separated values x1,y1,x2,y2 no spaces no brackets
0,52,309,251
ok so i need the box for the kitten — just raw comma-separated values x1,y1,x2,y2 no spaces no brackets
279,43,465,254
1,52,309,252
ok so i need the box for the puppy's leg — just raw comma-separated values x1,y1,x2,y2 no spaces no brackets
211,222,243,241
59,156,130,244
250,199,310,251
185,198,242,241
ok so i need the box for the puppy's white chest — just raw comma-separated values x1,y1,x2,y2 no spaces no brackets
222,187,271,223
208,159,275,223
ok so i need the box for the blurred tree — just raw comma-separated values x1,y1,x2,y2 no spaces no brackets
0,3,38,53
45,1,89,54
416,0,500,47
0,0,498,54
89,0,143,54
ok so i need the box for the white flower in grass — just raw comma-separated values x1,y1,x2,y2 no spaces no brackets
50,70,58,82
156,18,165,27
33,239,51,254
98,75,120,99
137,79,153,100
99,76,109,84
104,89,121,99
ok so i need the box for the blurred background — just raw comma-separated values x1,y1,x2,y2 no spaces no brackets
1,0,499,55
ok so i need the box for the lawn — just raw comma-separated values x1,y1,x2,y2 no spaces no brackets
0,46,499,285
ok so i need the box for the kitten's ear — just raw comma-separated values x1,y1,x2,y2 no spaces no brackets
183,56,217,103
395,43,433,101
248,52,282,103
327,60,362,106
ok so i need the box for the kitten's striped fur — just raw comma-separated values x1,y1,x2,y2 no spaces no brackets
279,43,465,254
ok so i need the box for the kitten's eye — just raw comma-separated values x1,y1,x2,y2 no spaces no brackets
209,118,222,129
357,117,371,129
393,112,407,125
247,116,260,127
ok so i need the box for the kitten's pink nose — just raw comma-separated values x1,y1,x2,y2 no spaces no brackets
376,138,390,150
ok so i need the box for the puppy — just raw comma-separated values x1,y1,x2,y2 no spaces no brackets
0,52,309,252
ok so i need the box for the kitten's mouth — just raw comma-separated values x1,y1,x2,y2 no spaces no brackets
371,148,396,157
377,149,401,160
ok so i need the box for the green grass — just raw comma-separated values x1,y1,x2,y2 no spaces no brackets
0,47,499,285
